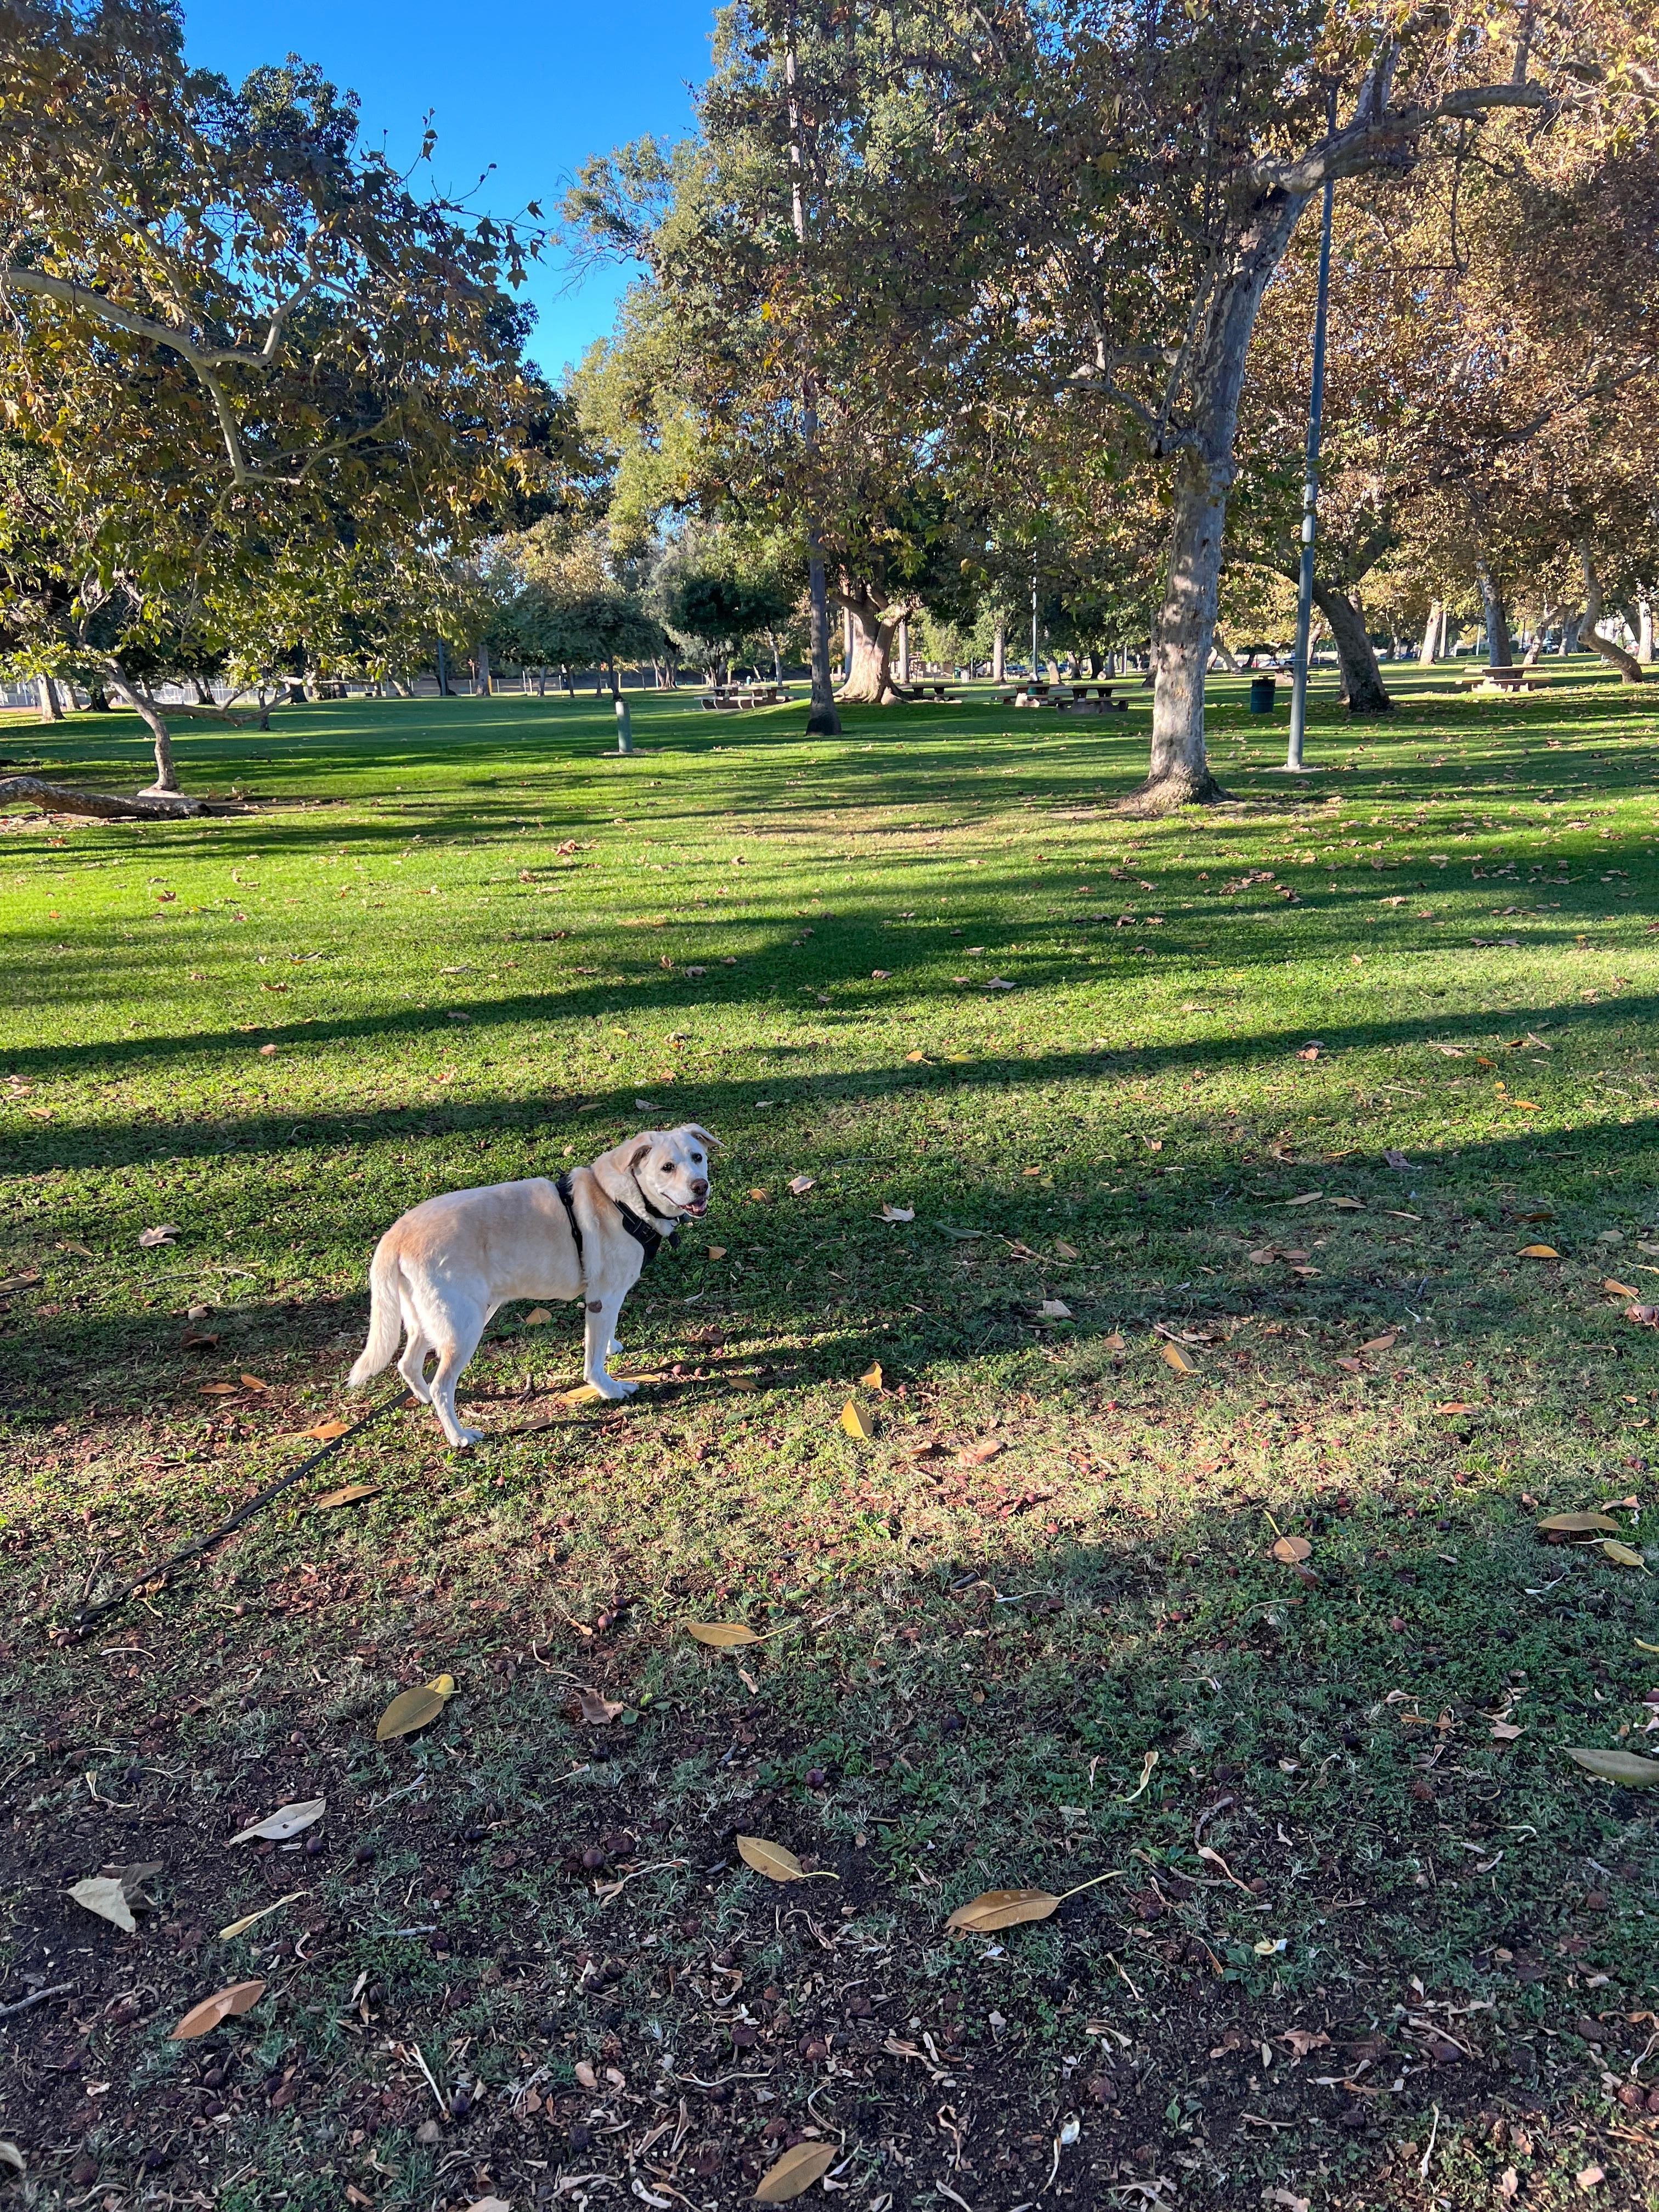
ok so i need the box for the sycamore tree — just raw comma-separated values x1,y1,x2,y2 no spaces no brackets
1011,0,1654,807
568,0,1019,710
0,1,553,809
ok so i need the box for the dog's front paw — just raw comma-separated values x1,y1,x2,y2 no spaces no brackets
591,1374,639,1399
447,1424,486,1448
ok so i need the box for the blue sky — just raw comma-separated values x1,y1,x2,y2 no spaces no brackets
184,0,714,380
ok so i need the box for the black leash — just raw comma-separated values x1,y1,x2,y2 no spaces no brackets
66,1389,405,1638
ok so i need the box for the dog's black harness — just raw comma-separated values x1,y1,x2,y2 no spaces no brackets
555,1169,676,1276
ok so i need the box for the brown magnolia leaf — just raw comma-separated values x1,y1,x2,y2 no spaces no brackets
1329,1197,1363,1211
575,1687,627,1724
563,1382,607,1406
1247,1245,1278,1263
1434,1401,1475,1414
1515,1207,1556,1222
959,1437,1003,1464
1283,1191,1323,1206
170,1979,267,2040
788,1174,816,1195
878,1201,915,1223
1160,1341,1195,1373
1271,1536,1313,1564
138,1224,179,1248
1600,1539,1647,1568
1335,1356,1364,1375
858,1362,884,1390
523,1307,552,1325
1604,1279,1640,1299
684,1621,763,1648
736,1835,817,1884
945,1886,1060,1933
228,1796,325,1846
904,1049,928,1063
1491,1719,1525,1742
1039,1298,1073,1319
747,1187,769,1202
239,1373,269,1392
1566,1746,1659,1787
180,1329,219,1350
840,1398,874,1441
375,1675,456,1742
729,1375,759,1393
67,1875,137,1932
1537,1512,1621,1535
300,1419,350,1442
1359,1332,1398,1353
706,1245,727,1260
1053,1239,1079,1260
1101,1331,1126,1351
754,2141,838,2203
315,1482,380,1510
1278,2027,1332,2058
1518,1243,1561,1259
199,1381,239,1396
461,2199,512,2212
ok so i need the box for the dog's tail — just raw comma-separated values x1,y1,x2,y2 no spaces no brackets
348,1237,402,1386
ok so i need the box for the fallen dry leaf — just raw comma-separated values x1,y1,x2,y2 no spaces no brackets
859,1362,884,1390
198,1381,239,1396
840,1398,874,1441
878,1201,915,1223
1039,1299,1073,1319
1600,1539,1647,1568
228,1797,324,1846
1518,1243,1561,1259
1160,1341,1195,1373
375,1675,456,1742
1329,1197,1363,1211
1271,1536,1313,1565
1384,1148,1412,1169
1283,1190,1323,1206
1434,1401,1475,1414
522,1307,552,1326
574,1687,627,1724
1053,1239,1079,1259
239,1373,269,1392
1277,2028,1331,2059
170,1980,266,2040
314,1482,380,1510
959,1437,1003,1464
219,1889,304,1941
1101,1331,1126,1351
1359,1331,1398,1353
788,1175,816,1195
1491,1719,1525,1742
754,2142,838,2203
138,1224,179,1248
1537,1511,1621,1535
736,1836,836,1884
904,1049,928,1063
298,1419,349,1442
1604,1279,1640,1299
684,1620,764,1648
945,1866,1120,1934
67,1875,139,1932
705,1245,727,1260
1565,1746,1659,1786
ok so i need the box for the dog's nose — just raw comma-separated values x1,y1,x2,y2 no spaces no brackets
691,1177,708,1198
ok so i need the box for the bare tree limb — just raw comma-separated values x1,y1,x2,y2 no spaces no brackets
0,778,203,819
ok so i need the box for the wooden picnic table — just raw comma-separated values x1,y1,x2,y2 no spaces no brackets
698,683,786,711
1457,665,1547,691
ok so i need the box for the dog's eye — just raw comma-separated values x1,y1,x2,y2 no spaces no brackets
658,1158,672,1173
690,1152,703,1164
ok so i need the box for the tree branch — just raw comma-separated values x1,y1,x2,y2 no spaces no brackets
1249,82,1550,200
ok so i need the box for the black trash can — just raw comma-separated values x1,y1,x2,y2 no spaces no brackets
1249,674,1278,713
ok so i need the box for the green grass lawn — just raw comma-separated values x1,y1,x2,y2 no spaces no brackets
4,666,1659,2212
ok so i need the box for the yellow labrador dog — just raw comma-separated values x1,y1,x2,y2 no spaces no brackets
348,1124,716,1446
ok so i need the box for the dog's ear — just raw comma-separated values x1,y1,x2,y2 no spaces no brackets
628,1139,652,1171
684,1124,722,1148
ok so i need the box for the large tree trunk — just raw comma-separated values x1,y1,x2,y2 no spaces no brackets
104,657,182,795
1417,600,1442,666
837,584,906,705
895,618,910,687
477,638,493,695
1209,637,1242,673
1314,583,1393,713
0,775,203,819
992,614,1006,684
36,674,64,720
1580,542,1645,683
1637,592,1654,664
1128,193,1305,810
1559,613,1580,656
1475,560,1514,668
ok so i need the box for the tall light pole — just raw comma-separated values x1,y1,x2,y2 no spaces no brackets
1285,89,1337,774
1030,568,1039,678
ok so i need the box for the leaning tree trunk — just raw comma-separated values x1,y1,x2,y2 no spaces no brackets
1580,542,1645,683
837,586,907,705
1129,191,1307,809
1313,584,1393,714
0,775,202,820
104,657,183,795
1637,592,1654,664
992,615,1006,684
1209,637,1242,673
1417,600,1442,666
36,674,64,721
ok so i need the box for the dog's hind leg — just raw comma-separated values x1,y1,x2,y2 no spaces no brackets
397,1330,434,1403
427,1303,488,1447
